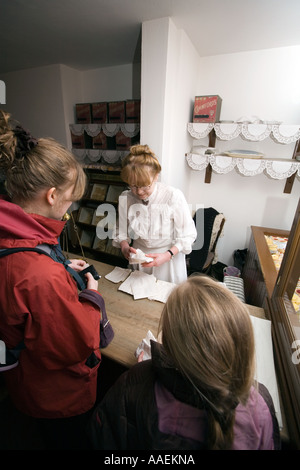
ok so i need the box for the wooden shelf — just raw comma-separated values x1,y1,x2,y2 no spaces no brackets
187,122,300,193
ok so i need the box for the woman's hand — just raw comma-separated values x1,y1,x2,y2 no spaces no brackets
68,259,88,272
69,259,98,290
120,241,136,261
85,272,99,291
137,351,144,362
141,251,171,268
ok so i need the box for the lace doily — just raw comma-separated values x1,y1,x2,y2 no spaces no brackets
85,124,102,137
72,148,128,166
241,123,272,141
72,148,86,161
188,123,300,144
209,155,237,174
120,123,140,137
271,125,300,144
186,153,300,180
187,122,214,139
70,124,85,136
87,149,101,162
214,123,242,140
265,160,299,179
70,123,140,138
236,158,266,176
186,153,209,170
102,150,124,164
102,123,120,137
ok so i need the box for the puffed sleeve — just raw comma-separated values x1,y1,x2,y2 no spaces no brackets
112,189,132,247
171,188,197,254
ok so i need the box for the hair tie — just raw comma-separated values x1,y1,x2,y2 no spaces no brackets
14,125,38,159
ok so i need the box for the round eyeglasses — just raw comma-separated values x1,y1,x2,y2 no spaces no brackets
128,178,155,192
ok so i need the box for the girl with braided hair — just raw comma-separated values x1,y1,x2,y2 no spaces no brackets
89,275,280,450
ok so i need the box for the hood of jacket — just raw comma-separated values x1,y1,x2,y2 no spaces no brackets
0,196,65,248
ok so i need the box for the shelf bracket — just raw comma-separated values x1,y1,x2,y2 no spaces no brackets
284,138,300,194
204,128,216,184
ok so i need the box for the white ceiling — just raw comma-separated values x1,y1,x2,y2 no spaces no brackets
1,0,300,74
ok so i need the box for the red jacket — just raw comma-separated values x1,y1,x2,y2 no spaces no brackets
0,197,102,418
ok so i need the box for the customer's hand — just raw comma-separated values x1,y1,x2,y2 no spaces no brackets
85,272,99,291
137,351,144,362
68,259,88,272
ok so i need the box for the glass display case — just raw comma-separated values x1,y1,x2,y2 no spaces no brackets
269,198,300,448
243,226,290,308
243,198,300,448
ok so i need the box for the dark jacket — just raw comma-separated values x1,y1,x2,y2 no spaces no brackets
89,341,280,450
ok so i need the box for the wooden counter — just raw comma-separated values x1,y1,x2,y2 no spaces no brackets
73,256,266,368
82,258,164,368
243,226,290,307
70,255,288,443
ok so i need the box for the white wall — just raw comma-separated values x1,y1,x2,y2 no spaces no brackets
1,64,67,144
60,64,83,147
141,18,170,162
188,46,300,265
1,62,137,148
141,17,200,194
197,45,300,124
81,63,139,102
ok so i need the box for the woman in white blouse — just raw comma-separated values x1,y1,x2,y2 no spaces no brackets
113,144,197,284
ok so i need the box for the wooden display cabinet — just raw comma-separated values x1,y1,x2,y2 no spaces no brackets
269,199,300,449
243,226,290,308
243,199,300,448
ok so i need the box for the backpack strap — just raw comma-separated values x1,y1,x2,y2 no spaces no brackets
0,244,87,371
0,245,87,291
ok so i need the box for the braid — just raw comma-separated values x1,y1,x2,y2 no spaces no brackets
160,275,255,450
205,395,238,449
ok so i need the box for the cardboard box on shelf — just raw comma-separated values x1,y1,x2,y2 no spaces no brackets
108,101,126,123
115,131,139,150
75,103,92,124
71,131,92,149
92,131,115,150
92,131,108,150
92,102,108,123
193,95,222,123
126,100,140,123
70,132,85,149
